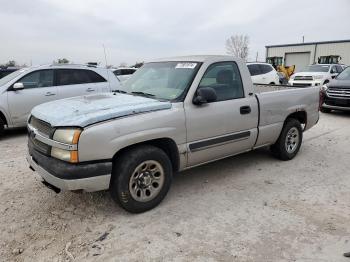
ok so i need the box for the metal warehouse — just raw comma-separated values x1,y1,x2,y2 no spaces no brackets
266,39,350,72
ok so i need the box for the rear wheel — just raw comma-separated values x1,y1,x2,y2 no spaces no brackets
271,118,303,161
110,145,173,213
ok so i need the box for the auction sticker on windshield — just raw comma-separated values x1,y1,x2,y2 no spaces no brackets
175,63,197,69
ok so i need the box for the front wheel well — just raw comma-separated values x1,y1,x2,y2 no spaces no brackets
0,111,7,126
112,138,180,173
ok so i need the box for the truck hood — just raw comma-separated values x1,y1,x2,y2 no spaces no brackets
328,79,350,89
31,93,172,127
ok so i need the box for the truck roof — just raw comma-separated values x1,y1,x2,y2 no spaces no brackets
150,55,238,63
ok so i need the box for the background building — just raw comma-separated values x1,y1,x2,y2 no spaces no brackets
266,39,350,72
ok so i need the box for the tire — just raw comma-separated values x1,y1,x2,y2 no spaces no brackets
271,118,303,161
0,117,5,137
110,145,173,213
320,107,331,113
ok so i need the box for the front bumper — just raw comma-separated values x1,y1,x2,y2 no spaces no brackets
323,95,350,111
322,103,350,111
27,144,112,192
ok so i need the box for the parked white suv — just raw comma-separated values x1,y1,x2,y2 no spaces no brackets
246,62,280,85
288,64,343,87
0,64,120,135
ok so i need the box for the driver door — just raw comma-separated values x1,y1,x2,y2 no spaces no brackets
7,69,57,126
185,62,259,167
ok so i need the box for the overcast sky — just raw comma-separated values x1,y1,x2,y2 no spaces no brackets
1,0,349,66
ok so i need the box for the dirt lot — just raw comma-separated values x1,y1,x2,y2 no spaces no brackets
0,112,350,262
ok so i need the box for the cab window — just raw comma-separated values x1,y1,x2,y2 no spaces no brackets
199,62,244,102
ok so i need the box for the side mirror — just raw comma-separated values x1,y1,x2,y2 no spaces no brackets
13,82,24,90
193,87,217,105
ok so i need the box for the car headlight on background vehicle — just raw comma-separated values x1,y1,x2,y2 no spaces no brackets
51,128,81,163
314,75,324,80
321,84,328,92
289,75,295,80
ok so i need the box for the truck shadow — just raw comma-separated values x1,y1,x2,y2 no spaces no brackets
0,128,27,141
323,110,350,117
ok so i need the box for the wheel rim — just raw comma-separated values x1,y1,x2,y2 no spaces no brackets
129,160,165,202
285,127,299,154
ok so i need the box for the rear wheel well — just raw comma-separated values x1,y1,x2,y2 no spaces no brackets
0,111,7,126
112,138,180,173
285,111,307,129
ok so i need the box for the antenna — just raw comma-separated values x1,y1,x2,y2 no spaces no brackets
103,44,111,91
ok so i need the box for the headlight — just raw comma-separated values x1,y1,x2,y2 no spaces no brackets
289,75,295,80
314,75,324,80
53,129,81,144
51,128,81,163
51,148,79,163
321,84,328,92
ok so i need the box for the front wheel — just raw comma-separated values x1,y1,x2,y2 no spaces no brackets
0,118,5,137
271,119,303,161
110,145,173,213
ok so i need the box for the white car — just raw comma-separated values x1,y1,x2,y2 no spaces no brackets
289,64,343,87
112,67,137,83
0,64,120,134
246,62,280,85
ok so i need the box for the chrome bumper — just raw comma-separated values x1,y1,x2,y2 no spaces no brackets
27,153,111,192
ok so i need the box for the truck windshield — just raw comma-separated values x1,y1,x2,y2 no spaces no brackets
121,62,200,100
336,67,350,80
303,65,330,72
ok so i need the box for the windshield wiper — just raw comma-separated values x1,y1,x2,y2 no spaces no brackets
131,91,155,97
112,89,128,94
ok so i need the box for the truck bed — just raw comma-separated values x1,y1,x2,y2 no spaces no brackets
253,84,301,93
252,83,320,148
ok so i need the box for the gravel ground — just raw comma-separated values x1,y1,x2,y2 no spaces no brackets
0,112,350,262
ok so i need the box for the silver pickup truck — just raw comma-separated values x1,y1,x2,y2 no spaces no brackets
27,55,320,213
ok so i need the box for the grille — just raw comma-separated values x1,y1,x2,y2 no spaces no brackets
292,83,312,87
29,136,51,155
327,88,350,98
294,76,313,81
29,116,53,137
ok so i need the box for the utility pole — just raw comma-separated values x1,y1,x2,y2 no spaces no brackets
302,36,305,43
256,52,258,62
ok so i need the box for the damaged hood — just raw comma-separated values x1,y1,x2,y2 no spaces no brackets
31,93,172,127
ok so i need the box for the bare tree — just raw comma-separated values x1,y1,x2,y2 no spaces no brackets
226,35,249,61
119,62,128,68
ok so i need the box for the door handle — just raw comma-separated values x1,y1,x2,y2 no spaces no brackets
45,92,56,96
240,106,251,114
86,88,95,92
